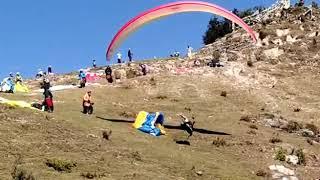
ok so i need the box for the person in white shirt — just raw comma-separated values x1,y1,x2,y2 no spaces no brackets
117,52,122,64
187,45,194,58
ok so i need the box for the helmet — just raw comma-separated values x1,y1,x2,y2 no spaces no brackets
16,72,20,75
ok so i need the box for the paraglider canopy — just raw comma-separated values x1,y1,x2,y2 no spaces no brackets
106,1,257,60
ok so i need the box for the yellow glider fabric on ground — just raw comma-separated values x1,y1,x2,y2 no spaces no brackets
14,82,30,93
0,97,37,110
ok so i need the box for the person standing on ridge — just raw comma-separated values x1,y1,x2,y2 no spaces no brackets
92,59,97,68
83,90,94,115
48,65,53,74
36,69,44,78
9,72,14,78
128,48,133,62
105,66,113,83
187,45,193,58
117,52,122,64
15,72,23,84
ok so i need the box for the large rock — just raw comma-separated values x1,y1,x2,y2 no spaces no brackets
126,68,139,79
286,155,299,165
286,35,299,43
276,29,290,37
272,39,284,45
114,69,126,80
301,129,315,137
264,48,284,59
269,165,298,180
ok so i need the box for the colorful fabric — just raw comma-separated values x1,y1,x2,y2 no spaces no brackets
14,82,30,93
133,111,166,136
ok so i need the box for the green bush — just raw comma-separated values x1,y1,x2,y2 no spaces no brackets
275,148,287,161
12,167,35,180
45,159,77,173
296,149,306,165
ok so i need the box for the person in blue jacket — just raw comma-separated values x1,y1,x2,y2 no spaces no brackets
79,70,87,88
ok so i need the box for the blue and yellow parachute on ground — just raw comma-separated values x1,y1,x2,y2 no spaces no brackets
133,111,166,136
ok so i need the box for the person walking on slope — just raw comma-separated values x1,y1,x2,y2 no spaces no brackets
105,66,113,83
79,70,87,88
128,48,133,62
117,52,122,64
83,91,94,115
43,89,54,113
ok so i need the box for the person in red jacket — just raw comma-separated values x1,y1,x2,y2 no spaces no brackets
43,89,54,113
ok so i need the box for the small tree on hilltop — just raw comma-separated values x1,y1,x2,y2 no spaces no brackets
203,7,263,45
312,1,319,9
203,17,232,45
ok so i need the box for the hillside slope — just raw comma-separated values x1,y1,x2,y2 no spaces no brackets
1,6,320,180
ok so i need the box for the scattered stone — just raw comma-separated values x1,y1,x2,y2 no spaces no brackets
279,144,295,155
256,169,268,177
220,91,227,97
270,137,282,144
263,47,284,59
281,121,303,133
305,123,319,135
249,124,258,130
276,29,290,37
306,138,314,145
269,165,298,180
301,129,315,137
286,155,299,165
247,61,253,67
212,138,226,147
175,140,191,146
265,118,282,128
247,130,257,135
240,115,256,123
102,130,112,140
81,172,107,179
87,134,98,138
196,171,203,176
131,151,142,161
114,69,126,80
293,108,301,112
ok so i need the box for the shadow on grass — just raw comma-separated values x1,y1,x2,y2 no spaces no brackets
96,116,231,136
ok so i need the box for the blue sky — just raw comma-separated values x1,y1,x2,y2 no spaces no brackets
0,0,318,78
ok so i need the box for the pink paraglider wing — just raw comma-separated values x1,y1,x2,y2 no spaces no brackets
106,1,257,60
